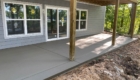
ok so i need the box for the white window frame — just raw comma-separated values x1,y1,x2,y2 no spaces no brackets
45,5,70,41
76,9,88,31
1,1,43,39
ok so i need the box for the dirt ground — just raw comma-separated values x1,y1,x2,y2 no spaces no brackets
51,38,140,80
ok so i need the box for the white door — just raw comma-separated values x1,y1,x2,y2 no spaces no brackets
45,6,69,41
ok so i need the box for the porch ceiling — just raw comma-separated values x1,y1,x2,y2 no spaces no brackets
78,0,138,6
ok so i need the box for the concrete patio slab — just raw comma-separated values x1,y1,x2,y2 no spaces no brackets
0,33,137,80
24,61,79,80
0,46,68,80
75,36,137,63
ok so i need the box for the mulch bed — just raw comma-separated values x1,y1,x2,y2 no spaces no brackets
51,39,140,80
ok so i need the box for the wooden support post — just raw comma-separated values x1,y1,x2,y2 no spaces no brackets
130,3,137,38
69,0,77,61
112,0,120,46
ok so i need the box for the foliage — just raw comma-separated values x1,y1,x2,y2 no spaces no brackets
105,0,140,35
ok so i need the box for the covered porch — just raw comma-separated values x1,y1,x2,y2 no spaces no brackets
0,0,138,80
0,33,137,80
69,0,138,60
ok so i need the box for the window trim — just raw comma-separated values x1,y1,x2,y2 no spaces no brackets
76,9,88,31
45,5,70,41
1,1,43,39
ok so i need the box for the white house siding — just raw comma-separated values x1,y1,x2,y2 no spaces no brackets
0,0,106,50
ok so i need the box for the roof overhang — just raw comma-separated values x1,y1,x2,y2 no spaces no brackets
78,0,138,6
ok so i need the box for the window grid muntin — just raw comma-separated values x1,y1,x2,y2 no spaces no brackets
3,1,43,38
76,9,87,31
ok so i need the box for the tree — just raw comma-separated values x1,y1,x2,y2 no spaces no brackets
105,0,140,35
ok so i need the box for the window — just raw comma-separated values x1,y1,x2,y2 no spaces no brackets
76,9,88,31
26,5,41,33
2,1,43,39
5,3,24,35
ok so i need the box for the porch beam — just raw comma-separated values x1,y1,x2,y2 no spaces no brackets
69,0,77,61
130,3,137,38
112,0,120,46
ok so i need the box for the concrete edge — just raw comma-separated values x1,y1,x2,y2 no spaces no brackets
45,38,138,80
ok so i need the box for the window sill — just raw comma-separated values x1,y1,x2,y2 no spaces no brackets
4,33,43,39
76,29,87,32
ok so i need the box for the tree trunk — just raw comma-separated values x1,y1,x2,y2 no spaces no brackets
10,4,16,34
137,23,140,34
120,5,125,27
128,6,132,34
50,9,53,33
105,7,108,30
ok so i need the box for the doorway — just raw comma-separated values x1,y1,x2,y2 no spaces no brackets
45,6,69,41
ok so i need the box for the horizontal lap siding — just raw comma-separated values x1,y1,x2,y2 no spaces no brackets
76,6,106,37
0,0,105,50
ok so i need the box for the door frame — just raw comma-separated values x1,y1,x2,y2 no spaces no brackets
45,5,70,42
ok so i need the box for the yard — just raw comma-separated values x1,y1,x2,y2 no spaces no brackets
51,36,140,80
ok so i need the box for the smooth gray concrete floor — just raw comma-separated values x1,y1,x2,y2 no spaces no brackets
0,33,137,80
